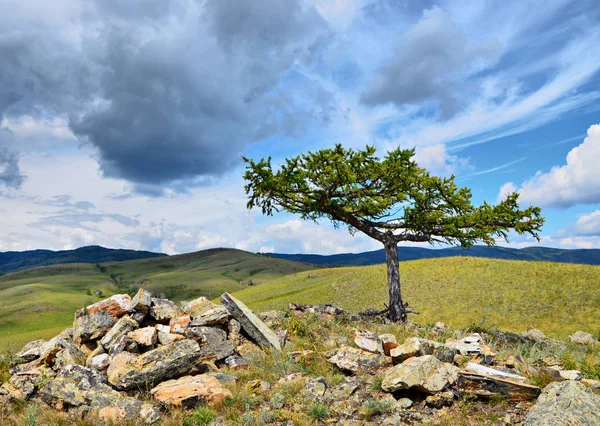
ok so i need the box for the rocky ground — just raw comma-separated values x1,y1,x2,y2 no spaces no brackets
0,290,599,425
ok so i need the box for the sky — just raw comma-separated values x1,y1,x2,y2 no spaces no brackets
1,0,600,255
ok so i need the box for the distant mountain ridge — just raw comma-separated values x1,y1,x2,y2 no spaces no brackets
266,245,600,266
0,245,166,273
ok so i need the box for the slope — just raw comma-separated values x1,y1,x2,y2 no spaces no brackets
234,256,600,339
267,245,600,266
0,248,311,350
0,245,166,274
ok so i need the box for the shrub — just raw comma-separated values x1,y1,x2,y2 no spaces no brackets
184,406,217,426
308,402,329,421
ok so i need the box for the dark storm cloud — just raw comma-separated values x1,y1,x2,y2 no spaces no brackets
0,0,331,191
361,7,502,118
0,129,25,189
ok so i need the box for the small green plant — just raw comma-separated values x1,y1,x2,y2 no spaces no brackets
184,406,217,426
369,375,384,392
308,401,329,421
25,403,39,426
360,399,392,420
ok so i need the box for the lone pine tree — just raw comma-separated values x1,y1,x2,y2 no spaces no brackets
243,144,544,322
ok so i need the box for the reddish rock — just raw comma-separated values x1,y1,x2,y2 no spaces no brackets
128,327,158,346
86,294,132,318
151,374,232,407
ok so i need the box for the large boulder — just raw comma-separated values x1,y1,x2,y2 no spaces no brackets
326,345,391,374
107,339,202,390
382,355,459,393
150,374,232,407
220,293,281,350
40,364,160,424
524,381,600,426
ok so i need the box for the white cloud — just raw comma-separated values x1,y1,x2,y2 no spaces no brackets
414,144,473,177
501,124,600,208
571,210,600,237
497,182,517,203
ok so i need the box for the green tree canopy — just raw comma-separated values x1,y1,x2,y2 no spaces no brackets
243,144,544,321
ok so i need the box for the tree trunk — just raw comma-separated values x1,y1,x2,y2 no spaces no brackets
384,240,407,322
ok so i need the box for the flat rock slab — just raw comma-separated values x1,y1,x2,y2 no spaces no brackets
101,316,139,350
524,380,600,426
150,298,181,322
220,292,281,351
151,374,232,407
465,362,526,382
326,345,390,374
107,339,202,390
458,372,541,401
74,311,117,343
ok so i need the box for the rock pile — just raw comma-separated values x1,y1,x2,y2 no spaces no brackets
1,290,279,424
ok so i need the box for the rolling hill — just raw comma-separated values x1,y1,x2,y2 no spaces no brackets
0,245,165,274
0,248,312,350
267,245,600,266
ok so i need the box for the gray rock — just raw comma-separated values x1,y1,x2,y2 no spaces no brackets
107,339,202,390
188,306,229,327
150,298,181,322
107,335,140,356
382,355,459,394
128,288,153,313
16,339,47,362
569,331,598,345
74,311,117,343
326,345,390,374
354,330,384,354
417,338,457,363
524,381,600,426
40,364,159,424
90,354,110,371
220,292,281,350
465,362,527,382
100,316,139,351
390,337,421,364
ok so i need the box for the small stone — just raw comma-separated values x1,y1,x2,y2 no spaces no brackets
353,330,384,354
380,334,399,356
303,377,328,398
569,331,598,345
158,332,185,345
150,298,181,322
101,316,139,351
128,288,152,313
128,327,158,346
224,355,248,370
390,337,422,364
91,353,110,370
433,322,448,333
16,339,47,361
523,328,548,342
505,355,518,368
396,397,413,409
326,345,390,374
169,315,191,334
552,368,581,381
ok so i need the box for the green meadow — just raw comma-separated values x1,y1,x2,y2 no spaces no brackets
0,249,599,351
0,249,311,350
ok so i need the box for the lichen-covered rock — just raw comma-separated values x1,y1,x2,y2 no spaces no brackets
416,338,457,363
100,316,139,350
128,288,153,313
128,326,157,346
326,345,391,374
169,315,191,334
107,339,202,390
524,380,600,426
150,374,232,407
390,337,422,364
353,330,384,354
382,355,459,393
189,306,229,327
85,294,132,318
183,296,220,318
91,354,110,371
74,311,117,343
158,331,185,345
150,298,181,322
221,292,281,350
16,339,46,361
40,364,159,424
569,331,598,345
107,335,139,356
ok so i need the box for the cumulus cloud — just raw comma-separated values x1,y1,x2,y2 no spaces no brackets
361,7,502,119
413,144,473,177
570,210,600,237
0,0,332,192
500,124,600,208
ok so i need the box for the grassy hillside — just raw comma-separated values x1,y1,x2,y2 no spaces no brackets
236,257,600,340
0,245,166,274
0,249,311,350
268,245,600,266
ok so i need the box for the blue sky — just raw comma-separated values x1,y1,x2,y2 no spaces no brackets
1,0,599,254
